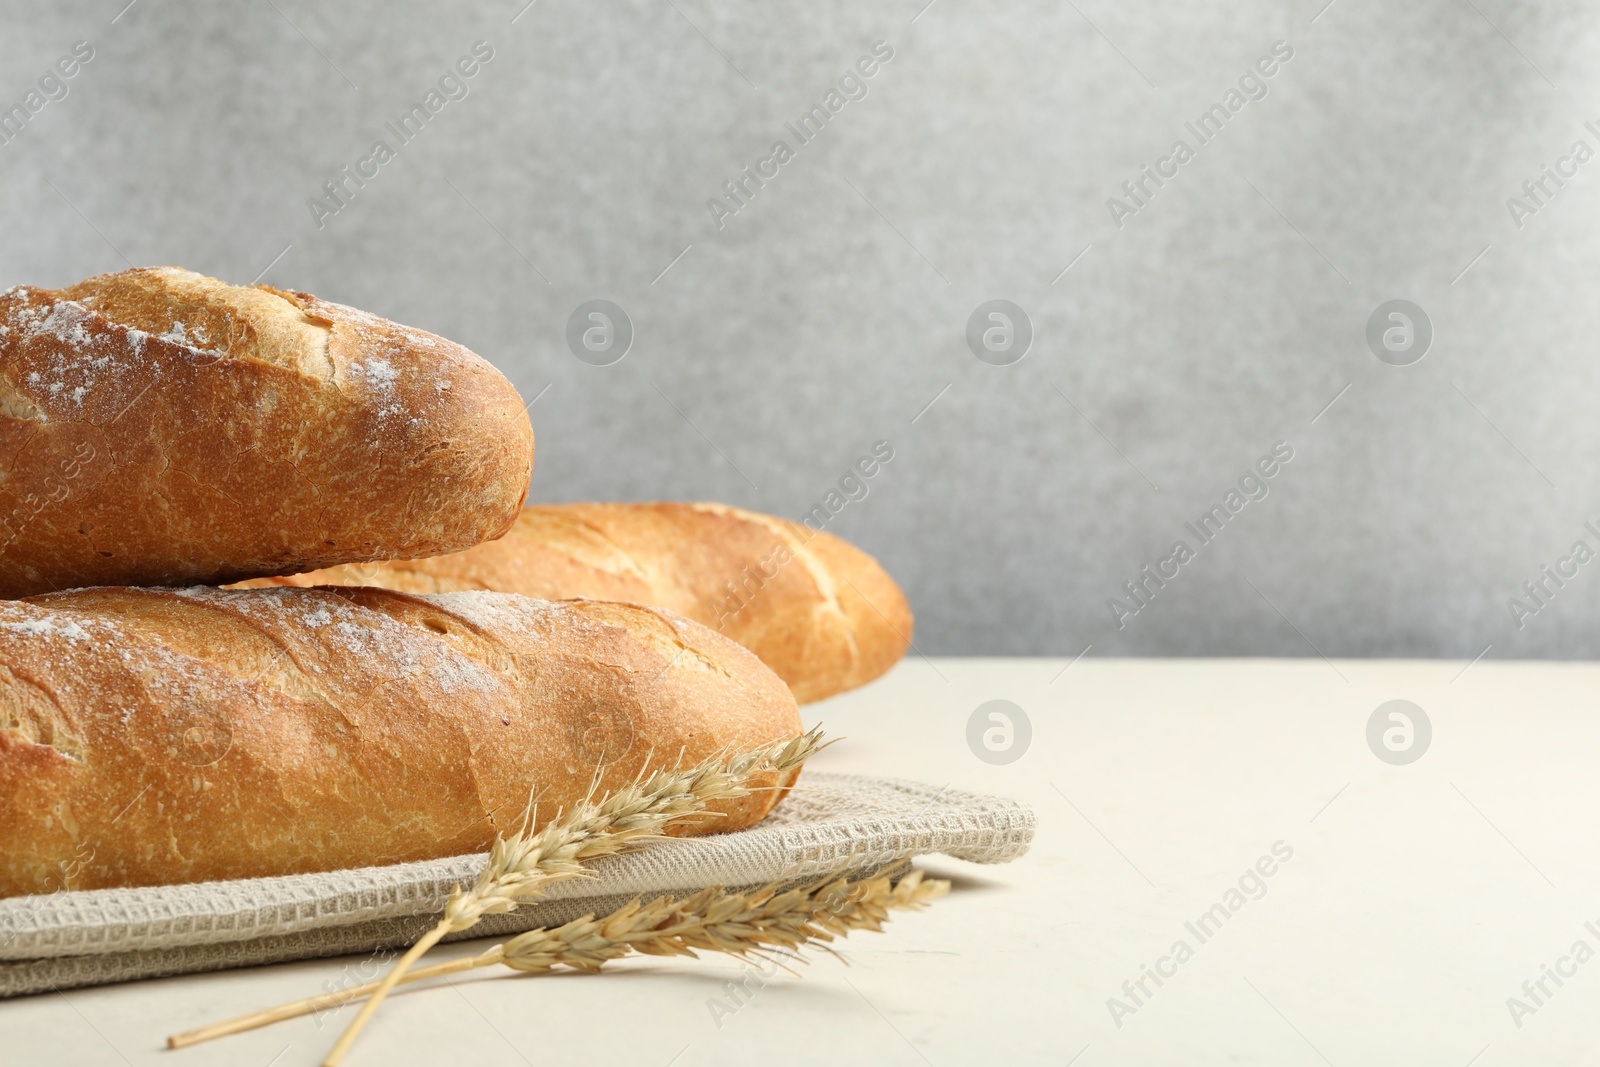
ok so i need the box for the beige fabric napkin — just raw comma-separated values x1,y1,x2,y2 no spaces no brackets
0,772,1034,997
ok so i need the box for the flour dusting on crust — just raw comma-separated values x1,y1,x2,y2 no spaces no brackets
421,591,564,641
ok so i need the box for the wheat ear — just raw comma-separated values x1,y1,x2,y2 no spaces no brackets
313,728,822,1066
487,861,947,973
169,860,944,1049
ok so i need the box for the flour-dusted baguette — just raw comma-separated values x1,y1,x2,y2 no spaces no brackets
240,502,913,703
0,267,533,599
0,585,800,896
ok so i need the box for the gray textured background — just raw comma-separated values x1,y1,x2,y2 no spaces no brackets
3,0,1598,659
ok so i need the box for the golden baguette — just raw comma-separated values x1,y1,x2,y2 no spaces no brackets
238,502,912,703
0,585,800,897
0,267,533,599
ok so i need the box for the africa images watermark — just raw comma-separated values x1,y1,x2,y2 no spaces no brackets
0,837,96,952
707,440,895,630
1503,919,1600,1029
0,40,95,149
1105,40,1295,229
1107,840,1296,1028
1504,121,1600,230
967,699,1031,765
0,441,98,552
307,40,495,229
704,955,784,1029
705,40,896,230
1504,519,1600,630
314,946,401,1029
1107,441,1295,630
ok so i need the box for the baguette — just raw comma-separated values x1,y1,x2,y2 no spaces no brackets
0,267,534,599
0,585,800,897
239,502,913,703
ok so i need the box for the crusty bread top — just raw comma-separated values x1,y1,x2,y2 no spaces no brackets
0,586,801,894
238,502,914,703
57,267,336,377
0,267,534,596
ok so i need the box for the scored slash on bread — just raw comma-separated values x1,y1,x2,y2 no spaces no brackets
0,267,534,599
0,585,802,897
237,502,915,703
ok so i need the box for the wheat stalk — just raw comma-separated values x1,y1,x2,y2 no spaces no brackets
168,861,946,1049
308,727,823,1066
490,861,946,972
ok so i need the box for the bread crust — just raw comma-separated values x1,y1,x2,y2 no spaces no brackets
0,586,800,896
0,267,533,598
240,502,914,703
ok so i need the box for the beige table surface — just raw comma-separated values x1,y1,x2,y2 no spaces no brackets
3,656,1598,1066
